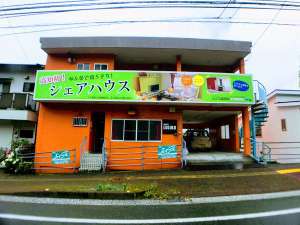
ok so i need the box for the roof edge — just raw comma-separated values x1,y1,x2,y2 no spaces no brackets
268,89,300,99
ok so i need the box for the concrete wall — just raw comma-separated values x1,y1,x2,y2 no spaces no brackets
0,120,36,149
0,121,13,149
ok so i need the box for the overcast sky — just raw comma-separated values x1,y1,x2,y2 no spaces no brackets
0,0,299,92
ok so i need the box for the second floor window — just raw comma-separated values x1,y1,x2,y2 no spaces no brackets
77,63,90,70
94,64,108,70
281,119,287,132
0,82,10,93
23,82,35,92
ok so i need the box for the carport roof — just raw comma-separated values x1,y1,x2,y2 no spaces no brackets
40,36,252,67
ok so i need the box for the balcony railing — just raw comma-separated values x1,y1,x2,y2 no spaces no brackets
0,93,37,111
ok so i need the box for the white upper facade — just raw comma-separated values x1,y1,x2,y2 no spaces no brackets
258,89,300,142
0,64,43,120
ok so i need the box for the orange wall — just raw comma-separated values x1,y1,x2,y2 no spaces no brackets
35,53,116,173
105,106,183,170
35,103,182,172
35,103,91,173
45,54,115,70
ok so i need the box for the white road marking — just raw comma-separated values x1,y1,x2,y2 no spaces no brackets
1,190,300,206
0,207,300,224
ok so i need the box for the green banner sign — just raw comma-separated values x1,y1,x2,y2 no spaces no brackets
34,71,254,104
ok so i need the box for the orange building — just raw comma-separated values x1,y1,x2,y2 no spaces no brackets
34,36,257,173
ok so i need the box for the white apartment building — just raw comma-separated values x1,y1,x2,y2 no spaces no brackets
257,89,300,163
0,63,43,150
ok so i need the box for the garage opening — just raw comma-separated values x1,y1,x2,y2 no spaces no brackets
182,110,250,166
183,110,240,153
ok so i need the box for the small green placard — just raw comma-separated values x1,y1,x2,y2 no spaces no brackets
52,150,70,164
158,145,177,159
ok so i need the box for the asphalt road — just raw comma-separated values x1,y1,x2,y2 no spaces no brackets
1,194,300,225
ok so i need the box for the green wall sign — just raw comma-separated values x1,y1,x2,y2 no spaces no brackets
158,145,177,159
52,150,71,164
34,71,254,104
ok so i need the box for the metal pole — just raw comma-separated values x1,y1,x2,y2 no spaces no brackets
11,93,15,108
250,110,257,159
262,143,265,163
73,149,76,173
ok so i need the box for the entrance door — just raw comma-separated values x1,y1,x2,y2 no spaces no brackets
91,112,105,153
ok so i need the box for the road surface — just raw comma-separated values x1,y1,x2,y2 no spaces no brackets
0,193,300,225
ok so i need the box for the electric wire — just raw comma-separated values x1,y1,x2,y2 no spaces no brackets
1,1,300,20
1,18,300,37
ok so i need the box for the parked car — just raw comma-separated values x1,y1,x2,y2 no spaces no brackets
184,129,212,152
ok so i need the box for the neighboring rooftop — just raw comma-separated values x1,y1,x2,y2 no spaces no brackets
0,63,44,73
268,89,300,99
40,36,252,67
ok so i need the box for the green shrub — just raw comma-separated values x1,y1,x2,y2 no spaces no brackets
2,150,33,174
96,183,128,192
143,184,169,200
1,138,33,174
11,138,30,151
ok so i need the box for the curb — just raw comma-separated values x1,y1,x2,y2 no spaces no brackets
1,190,300,206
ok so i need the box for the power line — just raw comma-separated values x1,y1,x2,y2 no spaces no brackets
1,1,300,19
245,0,288,64
3,0,30,63
1,6,300,20
217,0,234,18
253,0,287,47
1,18,300,37
3,0,300,10
2,1,300,12
1,17,300,29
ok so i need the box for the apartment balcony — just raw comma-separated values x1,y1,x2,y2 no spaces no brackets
0,93,37,122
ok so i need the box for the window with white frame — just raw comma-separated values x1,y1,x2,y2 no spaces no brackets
112,119,161,141
94,63,108,70
221,124,230,140
77,63,90,70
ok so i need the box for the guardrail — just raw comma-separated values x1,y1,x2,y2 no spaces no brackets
251,139,272,164
0,92,37,111
242,138,271,164
17,149,78,172
105,144,182,170
261,142,300,163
